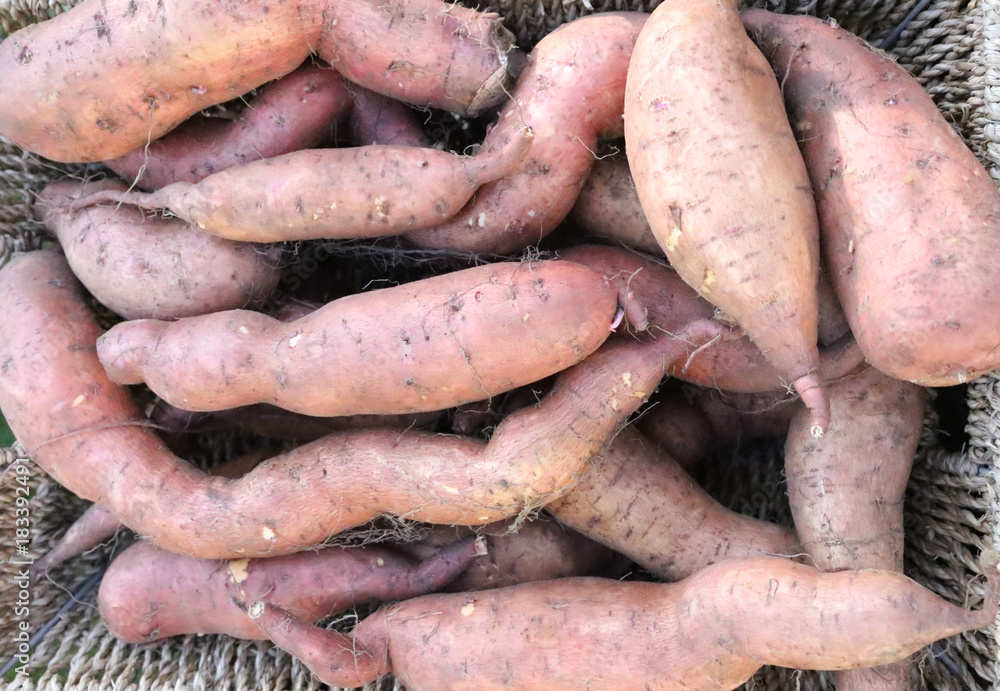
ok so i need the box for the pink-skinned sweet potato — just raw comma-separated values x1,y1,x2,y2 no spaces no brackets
246,555,1000,690
560,245,864,394
95,258,634,416
67,123,534,243
0,250,728,558
405,13,647,254
0,0,518,162
34,178,282,320
102,61,353,190
547,425,797,580
395,517,630,592
625,0,828,435
346,85,431,148
99,537,481,643
744,9,1000,386
568,154,661,255
783,364,928,690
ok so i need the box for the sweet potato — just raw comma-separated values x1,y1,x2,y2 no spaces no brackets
568,155,660,255
637,387,798,467
0,250,725,558
0,0,518,162
547,425,797,580
625,0,828,435
560,245,864,394
30,445,279,579
784,364,928,690
68,123,534,243
405,13,647,254
346,86,431,148
395,517,630,592
102,62,353,190
99,537,481,643
744,9,1000,386
95,258,633,416
246,555,999,690
34,178,282,320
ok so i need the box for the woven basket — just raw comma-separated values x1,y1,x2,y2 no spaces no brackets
1,0,999,688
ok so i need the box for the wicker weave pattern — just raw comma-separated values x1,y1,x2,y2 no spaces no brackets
0,0,998,689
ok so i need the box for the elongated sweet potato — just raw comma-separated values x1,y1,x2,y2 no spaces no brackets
95,258,631,416
103,62,353,190
625,0,828,434
547,425,797,580
406,13,647,254
99,537,481,643
0,0,518,161
560,245,864,394
744,10,1000,386
34,178,282,320
396,517,629,592
247,555,999,690
784,364,928,690
68,123,534,243
0,250,724,558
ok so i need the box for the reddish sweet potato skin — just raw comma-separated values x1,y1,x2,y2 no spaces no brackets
103,62,353,189
35,178,282,320
99,538,479,642
625,0,826,431
0,0,516,161
346,85,431,148
744,9,1000,385
95,259,621,416
262,557,997,690
547,425,797,580
405,13,647,254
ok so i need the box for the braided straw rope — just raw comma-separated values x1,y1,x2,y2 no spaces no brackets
0,0,998,688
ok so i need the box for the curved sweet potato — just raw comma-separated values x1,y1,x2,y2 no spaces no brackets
99,537,481,643
0,251,723,558
34,178,282,320
625,0,827,434
744,9,1000,386
102,62,353,190
68,123,534,243
248,556,1000,689
560,245,864,394
95,258,629,416
405,13,647,254
0,0,518,161
547,425,798,580
784,364,928,690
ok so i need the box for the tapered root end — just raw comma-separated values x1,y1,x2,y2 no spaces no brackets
63,187,170,214
473,121,535,185
96,321,165,385
794,372,830,437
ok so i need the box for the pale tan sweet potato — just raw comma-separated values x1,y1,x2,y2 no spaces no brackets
68,123,534,243
101,61,353,189
547,425,797,580
744,9,1000,386
0,0,518,161
784,364,928,690
34,178,282,320
95,258,632,416
560,245,864,394
247,556,1000,690
99,537,481,643
0,250,724,558
406,13,647,254
625,0,828,434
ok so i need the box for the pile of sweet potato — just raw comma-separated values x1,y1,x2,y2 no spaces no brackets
1,1,999,689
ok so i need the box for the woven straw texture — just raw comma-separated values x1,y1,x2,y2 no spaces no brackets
1,0,999,689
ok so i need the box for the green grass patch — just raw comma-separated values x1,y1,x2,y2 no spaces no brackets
0,409,14,447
